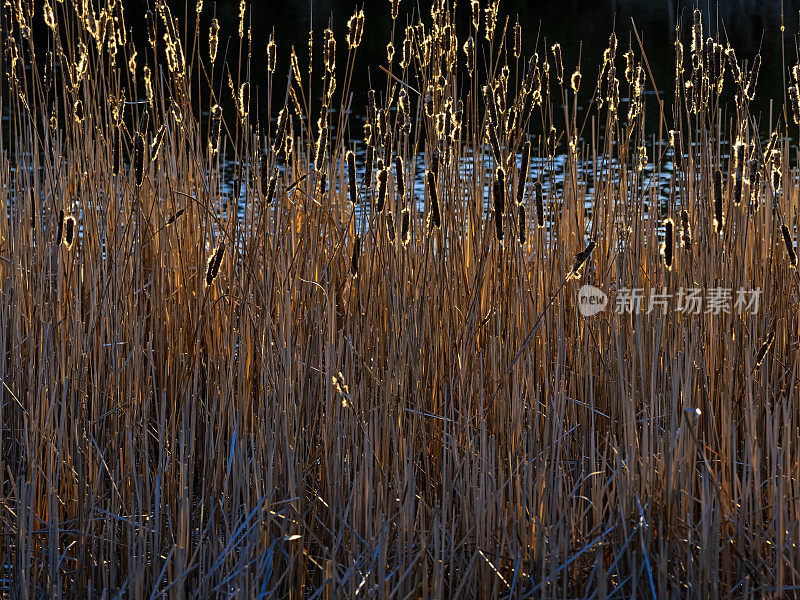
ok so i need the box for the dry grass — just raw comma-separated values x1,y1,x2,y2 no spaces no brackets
1,1,799,598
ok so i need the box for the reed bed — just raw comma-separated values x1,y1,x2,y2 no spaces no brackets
1,1,799,597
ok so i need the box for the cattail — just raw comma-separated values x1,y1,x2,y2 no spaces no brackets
386,212,396,241
426,170,441,230
569,239,596,279
661,218,674,270
517,204,526,245
332,372,350,405
571,70,581,93
782,224,797,267
713,169,723,233
745,54,760,100
486,122,502,164
63,215,76,249
74,100,84,124
146,10,156,46
266,37,276,73
691,10,702,57
764,130,778,162
209,18,219,63
346,9,365,49
273,108,288,154
680,209,691,248
346,151,358,205
790,85,800,124
133,133,146,187
150,124,166,158
551,43,563,84
464,37,475,71
395,156,405,200
391,0,400,20
755,330,775,367
748,159,760,209
733,142,745,205
431,148,440,180
400,206,410,245
265,168,279,205
534,181,544,227
513,19,521,58
772,167,782,192
350,234,361,277
493,170,505,242
238,82,249,120
317,171,327,197
546,127,557,158
516,141,530,205
669,130,682,171
166,208,185,225
209,104,222,155
376,168,388,213
56,209,64,245
205,241,226,287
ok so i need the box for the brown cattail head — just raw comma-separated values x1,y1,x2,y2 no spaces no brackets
516,141,530,205
347,150,358,205
376,168,388,212
534,181,544,227
64,215,76,249
209,104,222,155
493,178,505,242
782,224,797,267
395,156,405,200
265,168,279,205
733,141,745,205
400,206,410,245
748,161,760,211
745,54,760,100
166,208,185,225
205,241,226,286
517,204,526,245
426,170,441,230
569,238,596,279
56,209,65,245
209,18,219,62
713,169,723,233
317,171,327,198
386,211,396,242
680,209,691,248
661,218,674,270
551,43,563,84
755,330,776,367
133,133,146,187
350,234,361,277
273,108,288,155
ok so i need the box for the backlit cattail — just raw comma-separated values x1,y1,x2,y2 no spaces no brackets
551,43,563,84
748,159,760,209
347,150,358,205
209,18,219,63
669,130,682,170
691,10,702,57
400,206,410,245
350,234,361,277
534,181,544,227
166,209,185,225
209,104,221,155
376,168,388,212
680,209,691,248
266,37,276,73
386,42,394,64
63,215,76,249
146,10,156,46
755,330,775,367
133,133,146,187
151,124,166,157
516,141,530,206
317,171,327,197
346,9,365,49
395,156,405,200
569,239,596,279
513,19,521,59
463,37,475,71
713,169,723,233
386,212,396,242
332,372,350,405
790,85,800,124
493,171,505,242
273,108,288,154
745,54,760,100
56,209,64,245
205,241,225,287
426,170,441,229
74,100,84,124
571,70,581,92
764,130,778,162
733,141,745,205
391,0,400,20
661,218,674,270
517,205,526,245
782,224,797,267
238,82,249,120
265,168,279,205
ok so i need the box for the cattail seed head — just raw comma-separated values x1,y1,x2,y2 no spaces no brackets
680,209,692,248
713,169,723,233
63,215,76,249
571,70,581,92
376,168,388,212
209,18,219,63
661,218,674,270
782,224,797,267
400,206,410,245
346,150,358,205
569,239,596,279
386,211,396,242
56,209,65,245
733,141,745,205
513,20,521,59
209,104,222,155
551,43,563,84
205,241,226,287
346,9,365,49
534,181,544,227
426,170,441,230
350,234,361,277
517,141,530,205
755,330,775,367
394,156,405,200
517,205,526,245
493,174,505,242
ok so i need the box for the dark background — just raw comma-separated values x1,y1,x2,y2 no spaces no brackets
120,0,799,133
